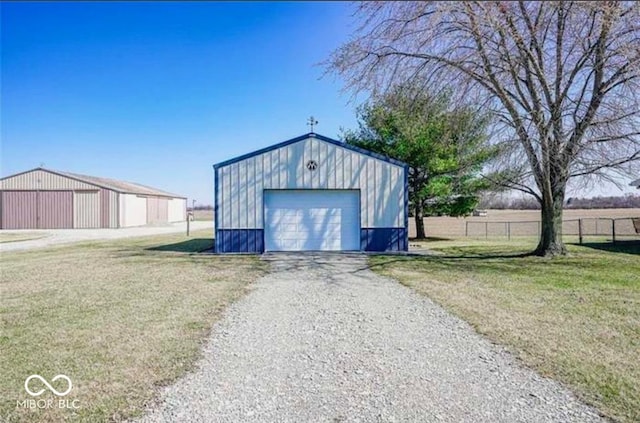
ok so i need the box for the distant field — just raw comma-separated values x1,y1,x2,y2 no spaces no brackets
417,208,640,238
192,209,213,221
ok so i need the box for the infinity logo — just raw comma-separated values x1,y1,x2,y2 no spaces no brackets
24,375,73,397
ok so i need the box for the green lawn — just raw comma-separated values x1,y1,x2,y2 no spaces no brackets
371,238,640,423
0,230,265,422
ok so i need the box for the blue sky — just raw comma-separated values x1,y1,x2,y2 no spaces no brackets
1,1,635,204
1,1,360,204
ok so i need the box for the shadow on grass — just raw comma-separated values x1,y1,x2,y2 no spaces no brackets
409,236,453,242
354,250,532,275
146,238,214,253
576,240,640,255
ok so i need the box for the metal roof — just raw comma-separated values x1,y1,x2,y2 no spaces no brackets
213,132,409,170
0,167,185,198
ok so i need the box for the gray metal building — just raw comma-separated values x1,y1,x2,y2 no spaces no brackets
214,133,408,253
0,168,186,229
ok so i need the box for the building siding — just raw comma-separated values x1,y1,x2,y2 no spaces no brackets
1,191,38,229
98,189,119,228
158,198,169,222
168,198,186,222
73,191,100,228
119,194,147,227
147,197,169,224
108,191,119,228
216,136,406,230
147,197,158,224
216,229,264,253
38,191,73,229
0,169,97,190
360,228,408,251
100,189,109,228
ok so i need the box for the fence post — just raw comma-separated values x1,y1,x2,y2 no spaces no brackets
595,218,599,236
465,221,469,237
612,219,616,244
507,222,511,241
186,213,191,237
578,219,583,244
485,221,488,239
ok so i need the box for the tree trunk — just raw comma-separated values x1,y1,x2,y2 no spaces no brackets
415,206,427,239
534,191,566,257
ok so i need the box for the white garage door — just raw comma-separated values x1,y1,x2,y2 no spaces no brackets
264,190,360,251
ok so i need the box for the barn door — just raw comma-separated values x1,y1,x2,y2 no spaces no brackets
38,191,73,229
1,191,38,229
264,190,360,251
147,197,169,224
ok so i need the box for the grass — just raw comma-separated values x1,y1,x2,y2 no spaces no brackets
0,232,47,243
0,230,265,422
370,237,640,423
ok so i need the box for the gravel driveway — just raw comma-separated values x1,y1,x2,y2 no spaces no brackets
0,221,212,252
139,253,603,423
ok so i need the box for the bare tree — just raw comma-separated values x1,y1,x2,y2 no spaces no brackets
328,1,640,256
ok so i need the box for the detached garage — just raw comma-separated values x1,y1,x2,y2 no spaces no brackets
0,168,186,229
214,133,408,253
